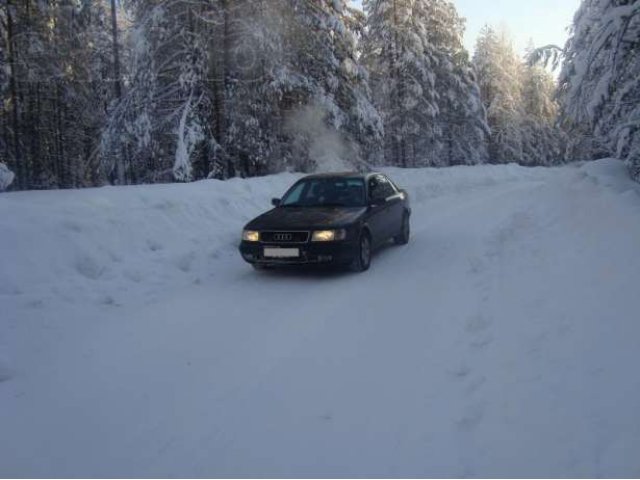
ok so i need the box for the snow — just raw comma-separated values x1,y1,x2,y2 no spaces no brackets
2,160,640,477
0,162,14,191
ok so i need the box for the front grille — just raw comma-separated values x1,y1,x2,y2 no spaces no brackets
261,231,310,244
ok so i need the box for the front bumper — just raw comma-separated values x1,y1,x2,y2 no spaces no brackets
239,240,359,267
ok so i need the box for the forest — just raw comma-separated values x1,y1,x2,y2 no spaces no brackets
0,0,638,191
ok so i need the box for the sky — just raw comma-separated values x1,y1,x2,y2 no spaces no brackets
349,0,582,54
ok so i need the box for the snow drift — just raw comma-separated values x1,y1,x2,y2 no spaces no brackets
0,173,299,309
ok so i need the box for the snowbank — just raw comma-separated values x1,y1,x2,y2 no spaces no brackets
0,173,299,309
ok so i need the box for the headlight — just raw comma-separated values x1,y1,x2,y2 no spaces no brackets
312,229,347,242
242,230,260,242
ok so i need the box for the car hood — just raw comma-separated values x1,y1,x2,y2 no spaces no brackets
247,206,367,230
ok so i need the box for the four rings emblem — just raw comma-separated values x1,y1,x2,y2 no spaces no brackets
273,233,294,242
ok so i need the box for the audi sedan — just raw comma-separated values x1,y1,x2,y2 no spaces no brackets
238,172,411,272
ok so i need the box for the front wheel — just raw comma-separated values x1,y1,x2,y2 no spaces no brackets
351,232,372,272
394,213,410,245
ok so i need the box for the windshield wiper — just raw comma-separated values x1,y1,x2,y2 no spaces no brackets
283,202,354,208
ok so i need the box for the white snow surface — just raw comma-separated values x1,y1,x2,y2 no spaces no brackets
1,160,640,477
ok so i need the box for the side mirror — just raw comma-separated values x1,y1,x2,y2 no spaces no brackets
271,198,281,207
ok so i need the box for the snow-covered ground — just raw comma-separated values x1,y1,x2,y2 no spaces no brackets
1,160,640,477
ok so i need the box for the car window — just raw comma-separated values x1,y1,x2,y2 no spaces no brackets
378,176,396,198
368,176,382,201
387,177,402,195
281,178,365,207
281,182,305,206
369,175,395,201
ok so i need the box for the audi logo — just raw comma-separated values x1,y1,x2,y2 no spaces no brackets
273,233,294,242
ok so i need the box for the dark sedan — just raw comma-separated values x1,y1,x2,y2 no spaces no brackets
239,172,411,272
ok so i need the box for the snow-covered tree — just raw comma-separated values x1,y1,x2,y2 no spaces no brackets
275,0,383,172
558,0,640,180
520,60,564,166
363,0,487,167
417,0,489,165
0,0,116,189
362,0,439,167
102,0,382,181
219,0,284,177
473,27,564,166
473,26,525,164
102,0,217,184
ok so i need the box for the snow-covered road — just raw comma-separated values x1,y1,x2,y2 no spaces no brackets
2,160,640,477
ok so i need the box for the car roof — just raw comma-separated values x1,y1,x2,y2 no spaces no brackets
301,172,382,181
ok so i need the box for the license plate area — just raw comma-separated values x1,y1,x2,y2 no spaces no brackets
263,247,300,259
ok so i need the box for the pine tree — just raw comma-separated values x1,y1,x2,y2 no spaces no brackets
558,0,640,179
0,0,115,189
221,0,284,177
102,0,218,184
363,0,487,167
520,58,564,166
362,0,439,167
473,26,525,164
101,0,382,182
417,0,489,165
274,0,383,172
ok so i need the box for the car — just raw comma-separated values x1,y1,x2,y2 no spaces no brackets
238,172,411,272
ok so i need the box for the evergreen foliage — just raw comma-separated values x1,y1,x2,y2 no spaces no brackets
557,0,640,179
3,0,637,190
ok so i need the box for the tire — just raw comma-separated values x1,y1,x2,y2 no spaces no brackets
394,213,410,245
351,232,372,272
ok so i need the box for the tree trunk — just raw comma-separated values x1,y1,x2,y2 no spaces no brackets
6,0,22,188
110,0,122,100
110,0,130,185
222,0,235,178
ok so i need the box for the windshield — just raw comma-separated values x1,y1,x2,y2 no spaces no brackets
281,178,366,208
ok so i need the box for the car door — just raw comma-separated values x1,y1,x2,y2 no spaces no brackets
379,174,405,236
367,175,392,246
